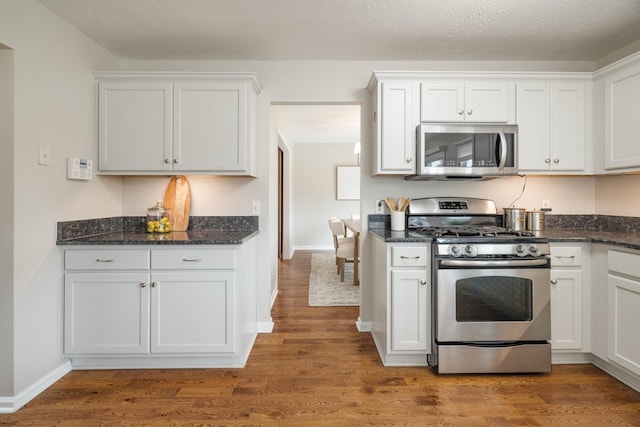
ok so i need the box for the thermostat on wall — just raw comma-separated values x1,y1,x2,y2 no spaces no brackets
67,158,93,180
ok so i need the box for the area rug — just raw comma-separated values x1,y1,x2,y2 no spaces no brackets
308,252,360,306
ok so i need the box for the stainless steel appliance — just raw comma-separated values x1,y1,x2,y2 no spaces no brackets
409,124,518,180
407,197,551,374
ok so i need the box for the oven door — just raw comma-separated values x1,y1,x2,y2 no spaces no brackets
436,262,550,342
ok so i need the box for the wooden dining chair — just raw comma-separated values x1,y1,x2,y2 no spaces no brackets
328,218,356,281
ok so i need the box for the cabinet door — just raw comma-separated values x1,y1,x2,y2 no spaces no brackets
608,274,640,375
605,63,640,170
98,81,172,172
550,83,585,171
390,270,429,351
65,272,150,354
550,269,583,350
173,82,248,172
377,82,417,174
464,82,509,122
150,272,235,353
420,82,465,122
516,83,551,170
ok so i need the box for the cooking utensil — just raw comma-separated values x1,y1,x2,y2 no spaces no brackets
164,175,191,231
385,197,396,212
399,197,411,212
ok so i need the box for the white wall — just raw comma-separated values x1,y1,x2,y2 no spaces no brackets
293,143,360,250
595,174,640,215
0,45,15,397
0,0,121,403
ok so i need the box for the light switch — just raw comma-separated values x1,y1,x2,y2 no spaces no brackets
37,145,50,166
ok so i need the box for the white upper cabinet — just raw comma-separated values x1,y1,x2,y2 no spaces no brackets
96,72,260,176
369,80,419,175
604,61,640,170
421,82,514,123
517,82,587,172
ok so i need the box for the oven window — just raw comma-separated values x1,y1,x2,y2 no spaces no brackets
455,276,533,322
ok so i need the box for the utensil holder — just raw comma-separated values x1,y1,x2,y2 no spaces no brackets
391,211,405,231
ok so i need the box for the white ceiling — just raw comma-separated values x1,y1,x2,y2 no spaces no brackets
36,0,640,144
37,0,640,62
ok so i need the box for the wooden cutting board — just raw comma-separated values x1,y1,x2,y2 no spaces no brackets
164,175,191,231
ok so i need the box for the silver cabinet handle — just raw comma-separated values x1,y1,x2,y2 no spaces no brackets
96,258,115,263
554,255,576,259
550,279,558,285
553,158,559,163
458,109,464,115
545,158,551,163
467,109,473,115
406,157,412,163
173,159,179,163
151,282,158,287
420,280,427,285
182,258,203,262
164,159,170,164
141,282,147,288
400,255,420,259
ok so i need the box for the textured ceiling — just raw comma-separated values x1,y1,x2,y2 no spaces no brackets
38,0,640,62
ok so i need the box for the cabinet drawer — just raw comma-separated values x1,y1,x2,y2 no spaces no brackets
151,249,236,270
391,246,428,267
608,250,640,278
551,246,582,267
65,249,150,270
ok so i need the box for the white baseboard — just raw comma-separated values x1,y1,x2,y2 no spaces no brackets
0,361,72,414
356,317,372,332
293,245,334,252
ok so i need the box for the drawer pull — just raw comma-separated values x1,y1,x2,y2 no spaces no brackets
151,282,158,288
141,282,147,288
550,279,558,285
554,255,576,259
96,258,116,263
400,256,420,259
182,258,204,262
420,280,427,285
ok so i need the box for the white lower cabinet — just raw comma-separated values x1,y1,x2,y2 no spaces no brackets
63,243,256,368
371,236,430,366
607,250,640,376
150,272,234,353
65,272,151,354
549,244,588,352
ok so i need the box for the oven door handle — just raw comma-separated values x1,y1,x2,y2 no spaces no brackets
440,258,549,267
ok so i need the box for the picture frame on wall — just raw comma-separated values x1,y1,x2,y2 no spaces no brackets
336,166,360,200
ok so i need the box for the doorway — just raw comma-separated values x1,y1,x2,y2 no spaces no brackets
272,103,361,259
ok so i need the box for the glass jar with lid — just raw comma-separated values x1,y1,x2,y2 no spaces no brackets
146,201,172,233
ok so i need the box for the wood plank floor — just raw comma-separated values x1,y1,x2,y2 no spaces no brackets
2,250,640,426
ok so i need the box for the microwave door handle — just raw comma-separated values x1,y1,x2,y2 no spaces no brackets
497,130,507,170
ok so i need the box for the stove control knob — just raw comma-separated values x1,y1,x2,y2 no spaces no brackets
514,244,528,257
449,245,463,257
463,245,478,257
528,244,540,256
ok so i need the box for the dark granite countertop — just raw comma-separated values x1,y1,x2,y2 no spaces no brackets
57,216,259,246
368,214,640,251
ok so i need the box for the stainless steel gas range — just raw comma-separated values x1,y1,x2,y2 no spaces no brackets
407,197,552,374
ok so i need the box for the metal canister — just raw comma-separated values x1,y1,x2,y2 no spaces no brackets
526,210,545,231
503,207,526,231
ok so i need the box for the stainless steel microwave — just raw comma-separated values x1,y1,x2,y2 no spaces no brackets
409,123,518,180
